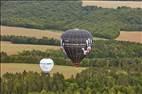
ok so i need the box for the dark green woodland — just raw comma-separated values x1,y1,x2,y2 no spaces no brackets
1,0,142,39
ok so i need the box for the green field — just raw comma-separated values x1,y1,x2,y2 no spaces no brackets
1,63,86,79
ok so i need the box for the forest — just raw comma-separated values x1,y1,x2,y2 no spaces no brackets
1,64,142,94
1,0,142,39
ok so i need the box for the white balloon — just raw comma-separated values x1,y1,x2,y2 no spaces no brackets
39,58,54,73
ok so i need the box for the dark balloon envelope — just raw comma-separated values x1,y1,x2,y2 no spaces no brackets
61,29,93,66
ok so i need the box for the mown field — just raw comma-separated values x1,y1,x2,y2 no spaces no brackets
1,41,59,55
1,63,86,79
1,26,62,39
82,1,142,8
116,31,142,43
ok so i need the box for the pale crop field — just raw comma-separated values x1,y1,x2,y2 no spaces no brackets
1,41,59,55
116,31,142,43
82,1,142,8
1,26,62,39
1,63,86,79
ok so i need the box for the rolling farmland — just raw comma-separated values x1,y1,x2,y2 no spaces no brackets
1,1,142,93
82,1,142,8
1,63,86,79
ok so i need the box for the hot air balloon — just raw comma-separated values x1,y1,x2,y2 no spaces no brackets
60,29,93,66
39,58,54,73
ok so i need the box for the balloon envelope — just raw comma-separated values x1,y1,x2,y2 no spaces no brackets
61,29,93,65
40,58,54,73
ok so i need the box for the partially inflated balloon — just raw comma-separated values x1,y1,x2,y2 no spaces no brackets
40,58,54,73
60,29,93,66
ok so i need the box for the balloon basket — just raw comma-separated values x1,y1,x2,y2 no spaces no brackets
73,63,80,67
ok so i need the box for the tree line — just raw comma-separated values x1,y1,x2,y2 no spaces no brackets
1,35,60,46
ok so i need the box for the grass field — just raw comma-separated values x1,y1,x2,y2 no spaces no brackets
82,1,142,8
0,63,86,79
1,26,62,39
116,31,142,43
1,41,59,55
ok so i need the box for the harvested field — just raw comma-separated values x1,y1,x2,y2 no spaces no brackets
82,1,142,8
1,41,59,55
0,63,86,79
116,31,142,43
1,26,62,39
